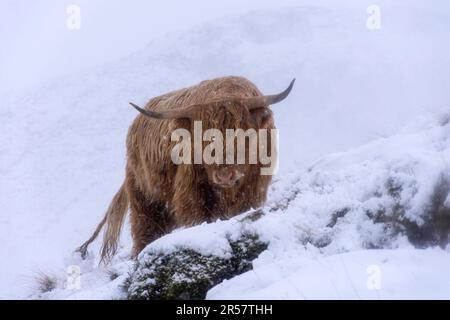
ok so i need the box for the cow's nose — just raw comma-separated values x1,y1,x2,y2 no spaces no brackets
214,168,234,185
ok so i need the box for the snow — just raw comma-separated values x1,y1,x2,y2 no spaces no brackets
208,249,450,300
205,112,450,299
1,1,450,299
138,220,241,259
29,109,450,300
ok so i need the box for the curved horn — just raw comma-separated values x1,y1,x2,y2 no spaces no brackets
246,78,295,110
129,102,195,120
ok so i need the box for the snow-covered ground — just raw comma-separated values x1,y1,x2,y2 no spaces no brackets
1,1,450,299
35,111,450,300
211,249,450,300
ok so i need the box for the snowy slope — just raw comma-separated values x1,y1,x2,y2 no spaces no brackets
209,249,450,300
1,2,450,299
36,110,450,300
207,112,450,300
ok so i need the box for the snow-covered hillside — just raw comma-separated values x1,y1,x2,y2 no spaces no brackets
36,110,450,299
1,1,450,299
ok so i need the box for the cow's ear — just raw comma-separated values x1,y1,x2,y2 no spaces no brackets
251,108,274,129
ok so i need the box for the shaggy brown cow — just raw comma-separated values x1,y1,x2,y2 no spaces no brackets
77,76,294,262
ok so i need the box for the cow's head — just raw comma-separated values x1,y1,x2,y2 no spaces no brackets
130,79,295,188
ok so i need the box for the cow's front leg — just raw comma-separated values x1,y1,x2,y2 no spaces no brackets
128,185,174,258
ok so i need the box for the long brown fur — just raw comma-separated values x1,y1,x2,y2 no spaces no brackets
77,76,276,263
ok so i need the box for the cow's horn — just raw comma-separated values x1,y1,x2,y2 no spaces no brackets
246,79,295,110
130,102,195,119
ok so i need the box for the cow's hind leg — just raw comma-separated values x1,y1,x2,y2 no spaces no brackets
128,187,174,258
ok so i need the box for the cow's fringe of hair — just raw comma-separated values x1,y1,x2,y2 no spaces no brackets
76,183,128,264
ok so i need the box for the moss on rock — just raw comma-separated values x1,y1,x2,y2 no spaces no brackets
365,174,450,248
126,233,267,300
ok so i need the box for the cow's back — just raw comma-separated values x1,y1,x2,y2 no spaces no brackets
150,76,262,112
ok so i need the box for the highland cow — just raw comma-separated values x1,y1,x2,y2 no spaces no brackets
77,76,295,262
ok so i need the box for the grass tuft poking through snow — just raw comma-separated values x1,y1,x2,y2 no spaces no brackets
34,272,58,295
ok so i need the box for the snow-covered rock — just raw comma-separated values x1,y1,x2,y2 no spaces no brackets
127,233,266,300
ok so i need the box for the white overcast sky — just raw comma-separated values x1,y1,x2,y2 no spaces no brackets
0,0,445,94
0,0,313,93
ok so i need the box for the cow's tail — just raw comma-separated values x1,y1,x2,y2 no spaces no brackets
76,182,129,264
